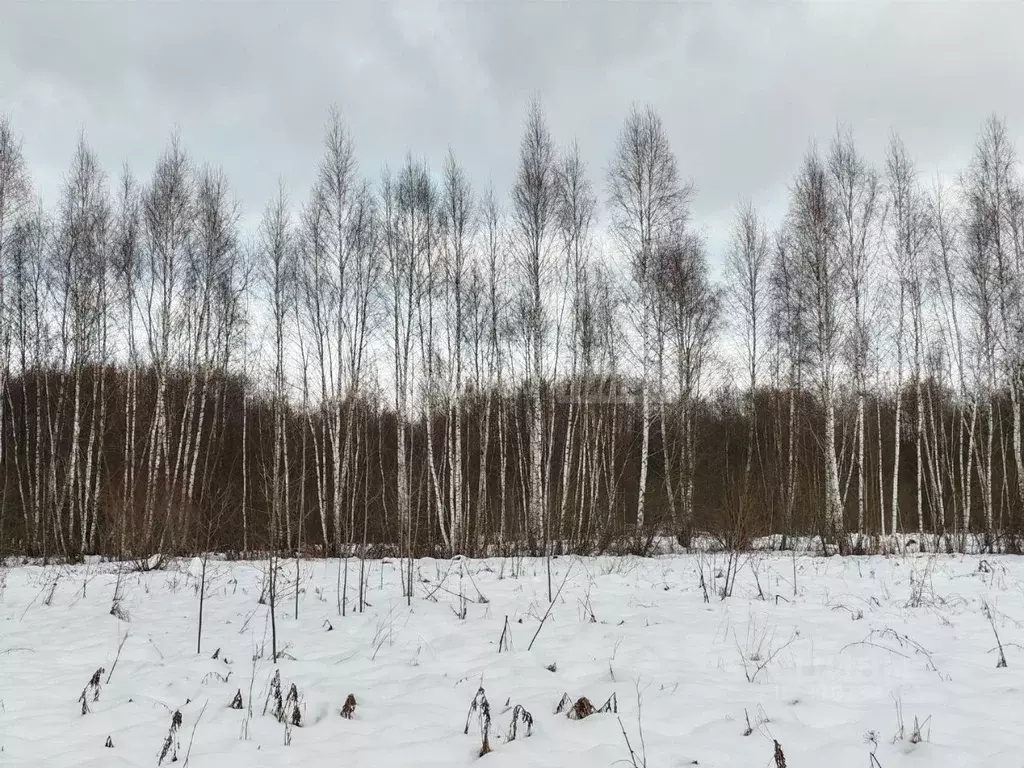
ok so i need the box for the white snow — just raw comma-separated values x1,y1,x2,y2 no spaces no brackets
1,552,1021,767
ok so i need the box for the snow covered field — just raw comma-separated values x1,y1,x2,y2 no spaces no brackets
2,551,1023,767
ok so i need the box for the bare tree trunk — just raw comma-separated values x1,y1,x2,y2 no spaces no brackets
637,367,650,532
892,386,902,535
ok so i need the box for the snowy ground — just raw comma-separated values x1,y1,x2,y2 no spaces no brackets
2,551,1023,767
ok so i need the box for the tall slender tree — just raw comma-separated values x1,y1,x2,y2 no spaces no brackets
607,105,689,537
511,100,558,556
725,200,770,492
789,147,845,546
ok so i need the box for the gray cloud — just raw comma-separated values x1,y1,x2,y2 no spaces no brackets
2,1,1023,263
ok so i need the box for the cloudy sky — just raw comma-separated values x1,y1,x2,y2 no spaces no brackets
2,1,1023,266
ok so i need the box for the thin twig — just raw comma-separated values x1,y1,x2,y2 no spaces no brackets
182,700,209,767
106,631,131,684
528,562,574,652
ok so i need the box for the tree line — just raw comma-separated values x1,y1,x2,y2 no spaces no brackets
0,103,1022,559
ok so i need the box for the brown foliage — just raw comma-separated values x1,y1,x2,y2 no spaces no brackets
341,693,357,719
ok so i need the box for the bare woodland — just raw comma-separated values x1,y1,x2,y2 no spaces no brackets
0,105,1023,560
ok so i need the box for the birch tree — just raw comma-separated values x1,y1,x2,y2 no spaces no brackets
962,117,1023,534
439,149,474,553
480,188,509,547
608,105,689,535
179,167,240,546
885,134,931,536
554,141,595,543
511,100,558,553
654,233,719,543
789,147,845,545
52,135,111,554
113,167,143,553
0,117,33,546
382,157,432,594
259,184,293,561
317,108,366,557
829,129,880,536
142,135,193,553
8,204,48,551
769,228,808,543
930,179,974,540
725,200,770,492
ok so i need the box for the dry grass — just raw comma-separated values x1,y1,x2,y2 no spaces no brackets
341,693,357,719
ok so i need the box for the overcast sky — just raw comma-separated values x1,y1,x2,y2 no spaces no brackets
2,1,1023,266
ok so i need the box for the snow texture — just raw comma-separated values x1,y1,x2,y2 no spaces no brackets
0,552,1020,766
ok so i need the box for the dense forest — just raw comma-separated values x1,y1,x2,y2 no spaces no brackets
0,103,1021,560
